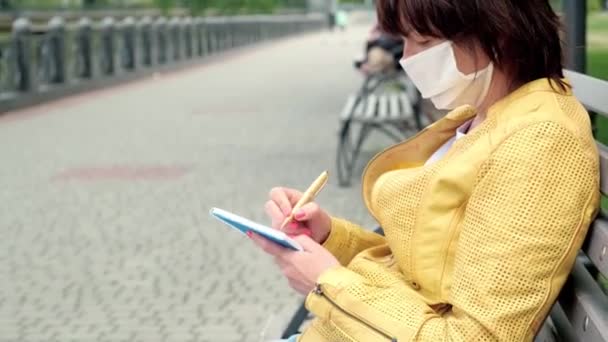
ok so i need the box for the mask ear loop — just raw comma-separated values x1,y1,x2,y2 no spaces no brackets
458,40,495,108
459,39,493,83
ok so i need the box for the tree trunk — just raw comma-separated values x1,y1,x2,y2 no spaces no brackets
83,0,96,9
0,0,12,9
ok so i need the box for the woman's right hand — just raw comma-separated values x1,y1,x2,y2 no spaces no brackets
265,187,332,244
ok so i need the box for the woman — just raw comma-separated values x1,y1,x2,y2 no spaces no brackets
355,23,404,75
251,1,600,341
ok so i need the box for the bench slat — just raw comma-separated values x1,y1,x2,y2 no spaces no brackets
599,143,608,196
353,97,366,120
388,94,401,121
585,218,608,278
399,93,414,118
565,70,608,115
404,78,419,108
340,95,357,121
548,303,579,342
558,255,608,342
377,95,389,121
535,316,558,342
365,95,378,121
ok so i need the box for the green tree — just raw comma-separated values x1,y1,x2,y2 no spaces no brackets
187,0,208,15
154,0,173,14
82,0,96,8
551,0,607,11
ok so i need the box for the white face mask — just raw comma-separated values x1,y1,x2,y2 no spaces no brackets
399,41,494,110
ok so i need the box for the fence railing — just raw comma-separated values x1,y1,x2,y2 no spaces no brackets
0,13,326,108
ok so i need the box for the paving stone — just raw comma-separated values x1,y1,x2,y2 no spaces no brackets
0,23,392,341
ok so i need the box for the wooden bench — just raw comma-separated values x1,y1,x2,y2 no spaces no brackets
283,71,608,340
335,71,426,187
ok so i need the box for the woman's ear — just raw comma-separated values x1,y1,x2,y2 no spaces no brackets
452,40,491,75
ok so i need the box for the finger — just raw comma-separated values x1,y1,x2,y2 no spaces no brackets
283,188,304,204
264,200,285,228
292,235,321,252
293,202,321,222
250,232,288,256
280,265,302,285
269,187,293,216
286,227,312,238
289,279,311,295
282,221,307,234
274,256,289,269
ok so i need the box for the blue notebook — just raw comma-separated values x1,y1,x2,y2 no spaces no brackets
210,207,303,251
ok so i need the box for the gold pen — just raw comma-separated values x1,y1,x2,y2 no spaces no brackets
280,171,329,230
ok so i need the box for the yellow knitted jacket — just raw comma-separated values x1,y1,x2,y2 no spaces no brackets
300,78,600,342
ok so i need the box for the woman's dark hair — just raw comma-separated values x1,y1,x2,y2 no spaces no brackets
377,0,568,91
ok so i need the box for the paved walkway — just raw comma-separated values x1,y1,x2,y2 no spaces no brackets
0,22,385,342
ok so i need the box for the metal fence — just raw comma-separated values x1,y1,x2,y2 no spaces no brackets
0,13,326,107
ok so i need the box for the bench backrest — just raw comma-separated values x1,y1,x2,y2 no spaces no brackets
286,72,608,341
536,71,608,342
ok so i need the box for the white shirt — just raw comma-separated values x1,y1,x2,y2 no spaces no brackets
424,119,473,166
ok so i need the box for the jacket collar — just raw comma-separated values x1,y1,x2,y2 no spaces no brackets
360,77,570,215
488,77,571,116
360,105,476,214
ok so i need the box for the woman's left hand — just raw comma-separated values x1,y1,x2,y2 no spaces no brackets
249,232,340,295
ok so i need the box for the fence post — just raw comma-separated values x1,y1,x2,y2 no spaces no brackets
11,18,32,92
228,20,235,49
233,21,240,47
257,19,264,42
169,17,181,61
120,16,136,71
563,0,587,72
214,20,221,51
228,18,235,49
194,17,205,57
139,16,153,67
255,18,262,43
100,17,115,75
205,19,217,54
155,17,167,64
219,19,225,51
228,18,238,49
183,17,193,59
241,21,248,46
75,17,93,79
47,16,66,84
218,18,226,51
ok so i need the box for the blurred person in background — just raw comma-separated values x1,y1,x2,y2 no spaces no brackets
355,23,404,75
335,9,349,31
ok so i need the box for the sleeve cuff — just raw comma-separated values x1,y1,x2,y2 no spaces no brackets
317,265,365,288
305,266,363,320
321,217,351,264
308,266,425,341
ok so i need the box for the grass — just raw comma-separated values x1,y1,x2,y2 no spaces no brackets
589,11,608,146
588,11,608,146
588,10,608,31
589,50,608,80
587,12,608,293
587,12,608,80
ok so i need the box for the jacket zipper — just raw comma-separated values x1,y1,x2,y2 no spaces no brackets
313,284,398,342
